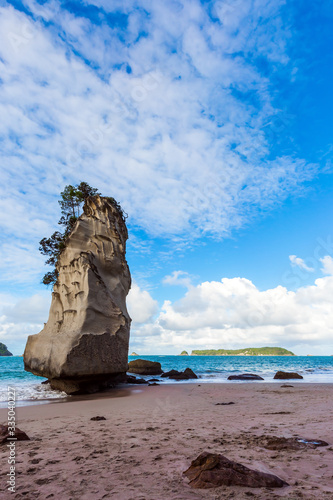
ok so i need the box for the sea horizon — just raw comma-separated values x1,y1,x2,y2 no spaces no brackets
1,354,332,406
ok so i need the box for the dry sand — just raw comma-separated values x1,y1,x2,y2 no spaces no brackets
1,382,333,500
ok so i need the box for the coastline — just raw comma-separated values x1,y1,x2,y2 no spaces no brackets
1,383,332,499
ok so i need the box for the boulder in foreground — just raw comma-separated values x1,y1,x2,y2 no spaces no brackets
274,371,303,380
183,452,288,488
128,359,162,375
24,196,131,395
228,373,264,381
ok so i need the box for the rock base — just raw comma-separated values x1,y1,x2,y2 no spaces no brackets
49,372,127,395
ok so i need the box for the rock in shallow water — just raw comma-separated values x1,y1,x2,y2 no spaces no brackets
183,452,288,488
161,368,198,380
273,371,303,379
23,196,131,395
128,359,162,375
227,374,264,381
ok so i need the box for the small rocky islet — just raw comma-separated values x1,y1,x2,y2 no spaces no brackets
0,342,13,356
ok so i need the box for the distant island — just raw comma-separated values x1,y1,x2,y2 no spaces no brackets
180,350,189,356
130,352,139,356
191,347,295,356
0,342,13,356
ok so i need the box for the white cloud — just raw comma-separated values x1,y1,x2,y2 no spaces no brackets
2,293,51,323
320,255,333,275
0,0,318,283
3,265,333,355
289,255,314,272
163,270,192,288
0,292,51,354
130,273,333,354
127,282,158,324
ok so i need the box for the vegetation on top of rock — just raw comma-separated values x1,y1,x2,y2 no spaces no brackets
39,182,126,286
180,350,189,355
0,342,13,356
191,347,295,356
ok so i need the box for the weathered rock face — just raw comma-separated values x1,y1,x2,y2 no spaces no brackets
24,196,131,394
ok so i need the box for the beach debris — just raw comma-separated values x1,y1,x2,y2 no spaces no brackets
126,375,148,385
227,374,264,381
24,196,131,395
128,359,162,375
0,424,30,444
90,416,106,421
161,368,198,380
273,371,303,379
183,452,288,489
215,402,235,405
280,384,294,388
262,436,328,450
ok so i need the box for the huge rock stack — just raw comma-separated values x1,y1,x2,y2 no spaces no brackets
24,195,131,394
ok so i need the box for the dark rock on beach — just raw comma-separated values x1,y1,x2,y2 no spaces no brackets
162,368,198,380
128,359,162,375
280,384,294,388
263,436,328,450
0,424,30,444
90,416,106,421
183,452,288,489
215,402,235,405
227,374,264,381
126,375,148,385
274,371,303,380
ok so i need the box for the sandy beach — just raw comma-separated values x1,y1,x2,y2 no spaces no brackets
1,382,333,500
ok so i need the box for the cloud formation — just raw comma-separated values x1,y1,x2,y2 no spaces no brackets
2,258,333,355
130,259,333,355
163,270,192,288
0,0,318,284
127,282,159,323
320,256,333,275
289,255,314,272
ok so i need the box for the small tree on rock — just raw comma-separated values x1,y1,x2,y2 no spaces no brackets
39,182,100,286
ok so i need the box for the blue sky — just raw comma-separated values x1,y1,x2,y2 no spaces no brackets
0,0,332,355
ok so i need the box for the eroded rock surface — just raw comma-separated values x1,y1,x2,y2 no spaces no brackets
24,196,131,394
183,452,288,489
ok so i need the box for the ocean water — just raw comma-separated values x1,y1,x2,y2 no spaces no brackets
1,355,332,406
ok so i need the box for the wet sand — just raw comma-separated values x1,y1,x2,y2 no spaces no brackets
1,383,333,499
